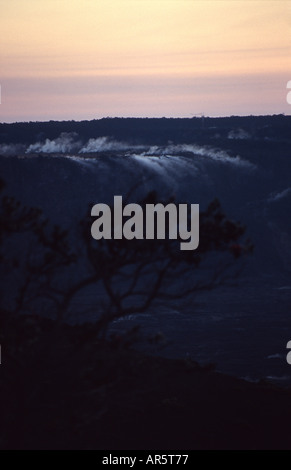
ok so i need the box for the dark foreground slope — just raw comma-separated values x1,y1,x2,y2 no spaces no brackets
1,116,291,449
1,313,291,450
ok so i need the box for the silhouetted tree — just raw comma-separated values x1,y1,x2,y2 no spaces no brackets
0,179,252,336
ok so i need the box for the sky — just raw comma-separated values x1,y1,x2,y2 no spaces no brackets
0,0,290,122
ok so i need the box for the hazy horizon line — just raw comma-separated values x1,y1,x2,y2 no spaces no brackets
1,113,290,126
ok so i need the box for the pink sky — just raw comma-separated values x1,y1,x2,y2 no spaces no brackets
1,0,290,122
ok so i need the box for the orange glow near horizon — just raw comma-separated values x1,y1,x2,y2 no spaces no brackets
0,0,290,122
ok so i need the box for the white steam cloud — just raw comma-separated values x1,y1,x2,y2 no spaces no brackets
3,134,253,169
268,187,291,203
79,136,145,153
228,128,251,140
25,134,145,154
138,143,254,168
0,143,26,156
26,133,82,154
